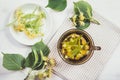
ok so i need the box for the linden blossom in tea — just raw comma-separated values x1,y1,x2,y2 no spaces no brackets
57,29,101,65
61,33,90,60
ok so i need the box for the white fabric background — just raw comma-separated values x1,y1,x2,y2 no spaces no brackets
0,0,120,80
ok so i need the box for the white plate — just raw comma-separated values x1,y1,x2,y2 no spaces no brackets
9,3,52,46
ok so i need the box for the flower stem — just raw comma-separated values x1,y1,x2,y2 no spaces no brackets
90,18,100,25
24,69,33,80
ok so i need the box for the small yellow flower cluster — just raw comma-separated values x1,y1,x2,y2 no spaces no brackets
61,33,90,60
79,12,85,26
14,23,44,39
13,8,45,39
15,8,23,19
71,12,85,26
14,23,25,31
36,58,56,79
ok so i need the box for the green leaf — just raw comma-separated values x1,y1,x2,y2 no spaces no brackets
25,50,44,70
25,41,50,69
74,1,92,18
46,0,67,11
24,50,39,69
24,52,35,67
2,53,25,70
32,40,50,56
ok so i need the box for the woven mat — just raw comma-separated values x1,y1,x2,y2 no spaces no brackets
48,12,120,80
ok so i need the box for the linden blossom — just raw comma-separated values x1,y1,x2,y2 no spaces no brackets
2,40,56,80
61,33,90,60
8,7,46,39
70,1,100,30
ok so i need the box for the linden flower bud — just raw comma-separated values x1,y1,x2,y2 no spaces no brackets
47,68,52,78
44,62,48,66
15,8,23,18
65,55,68,59
48,58,56,67
15,24,25,31
62,44,67,48
71,15,77,26
85,45,89,50
75,53,83,60
43,72,48,77
43,57,49,61
80,16,85,21
79,14,85,21
79,21,85,26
